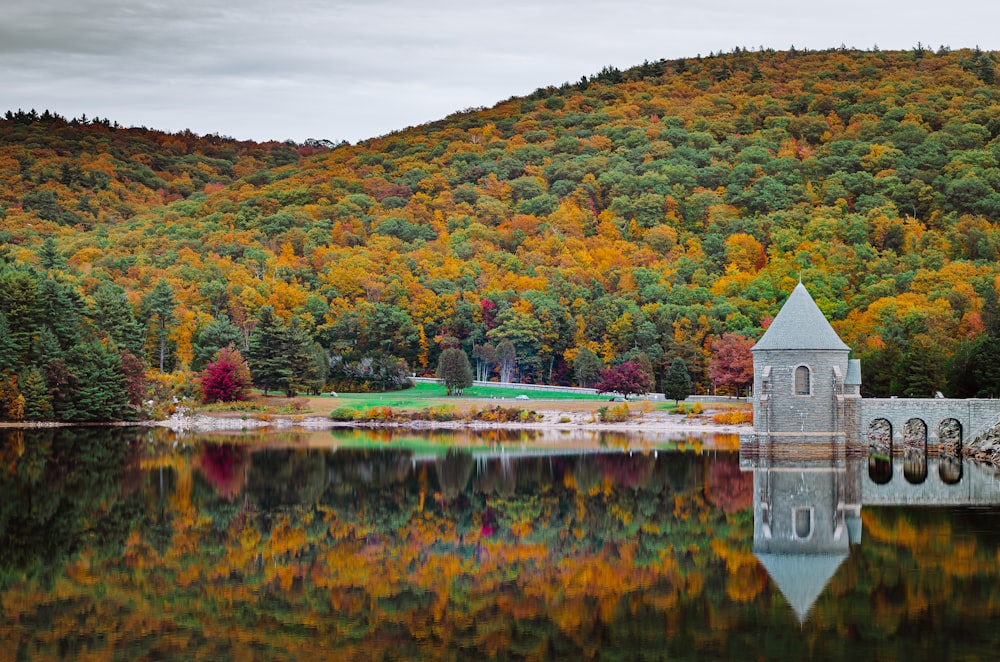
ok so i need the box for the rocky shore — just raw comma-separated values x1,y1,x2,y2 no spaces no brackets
966,425,1000,464
150,407,750,436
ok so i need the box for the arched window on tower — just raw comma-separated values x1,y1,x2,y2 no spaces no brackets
794,365,811,395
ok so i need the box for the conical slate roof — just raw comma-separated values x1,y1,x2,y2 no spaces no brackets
755,552,848,624
752,283,850,352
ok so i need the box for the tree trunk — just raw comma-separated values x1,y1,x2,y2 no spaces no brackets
159,333,166,372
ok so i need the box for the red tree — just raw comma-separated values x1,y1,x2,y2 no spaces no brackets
200,346,252,403
480,298,498,330
595,360,653,399
708,333,755,396
120,350,147,406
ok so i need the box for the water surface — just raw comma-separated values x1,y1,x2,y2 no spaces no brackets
2,427,1000,660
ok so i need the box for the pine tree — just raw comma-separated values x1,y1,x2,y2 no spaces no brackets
19,366,52,420
192,317,244,371
92,283,145,356
664,358,693,405
0,312,18,373
285,319,319,397
141,279,177,372
0,269,44,361
246,306,293,396
39,277,84,351
38,237,66,271
64,341,129,421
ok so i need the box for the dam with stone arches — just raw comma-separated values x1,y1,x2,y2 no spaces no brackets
746,282,1000,457
740,284,1000,621
861,398,1000,450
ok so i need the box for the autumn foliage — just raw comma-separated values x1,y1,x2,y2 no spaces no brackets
708,333,755,396
4,47,1000,419
200,346,252,403
595,360,654,399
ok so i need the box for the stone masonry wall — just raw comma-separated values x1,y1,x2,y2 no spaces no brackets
754,349,849,436
861,398,1000,446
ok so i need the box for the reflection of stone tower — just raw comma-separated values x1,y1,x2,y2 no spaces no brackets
751,460,863,622
752,283,861,440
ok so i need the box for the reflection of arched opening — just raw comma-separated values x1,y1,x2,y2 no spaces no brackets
903,418,927,484
939,455,963,485
794,508,813,539
938,418,963,485
794,365,811,395
868,418,893,484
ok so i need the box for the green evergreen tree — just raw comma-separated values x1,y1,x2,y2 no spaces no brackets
663,357,692,405
141,279,177,372
0,269,44,361
573,347,603,388
38,277,84,352
62,341,129,421
92,283,145,356
19,366,52,420
0,312,18,373
191,317,244,371
285,318,319,397
37,237,66,271
246,306,293,396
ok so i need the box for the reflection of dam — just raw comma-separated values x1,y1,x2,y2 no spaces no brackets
864,458,1000,505
741,446,1000,622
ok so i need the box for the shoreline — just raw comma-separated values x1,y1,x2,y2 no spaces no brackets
7,412,1000,465
147,409,751,436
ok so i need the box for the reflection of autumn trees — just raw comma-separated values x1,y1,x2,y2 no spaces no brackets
708,456,753,513
5,430,1000,659
0,428,144,587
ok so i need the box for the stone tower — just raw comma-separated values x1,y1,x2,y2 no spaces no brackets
752,283,860,439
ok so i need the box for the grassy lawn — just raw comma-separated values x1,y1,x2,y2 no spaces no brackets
327,381,606,411
197,382,751,419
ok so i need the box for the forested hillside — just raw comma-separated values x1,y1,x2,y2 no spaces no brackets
2,47,1000,420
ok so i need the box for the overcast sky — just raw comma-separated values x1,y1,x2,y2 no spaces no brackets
2,0,998,144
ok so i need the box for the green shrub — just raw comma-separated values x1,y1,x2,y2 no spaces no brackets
329,406,358,421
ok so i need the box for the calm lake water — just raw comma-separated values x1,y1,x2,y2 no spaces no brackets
3,427,1000,660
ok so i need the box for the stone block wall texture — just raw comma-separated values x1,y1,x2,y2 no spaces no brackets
861,399,1000,446
754,349,849,436
753,470,849,554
